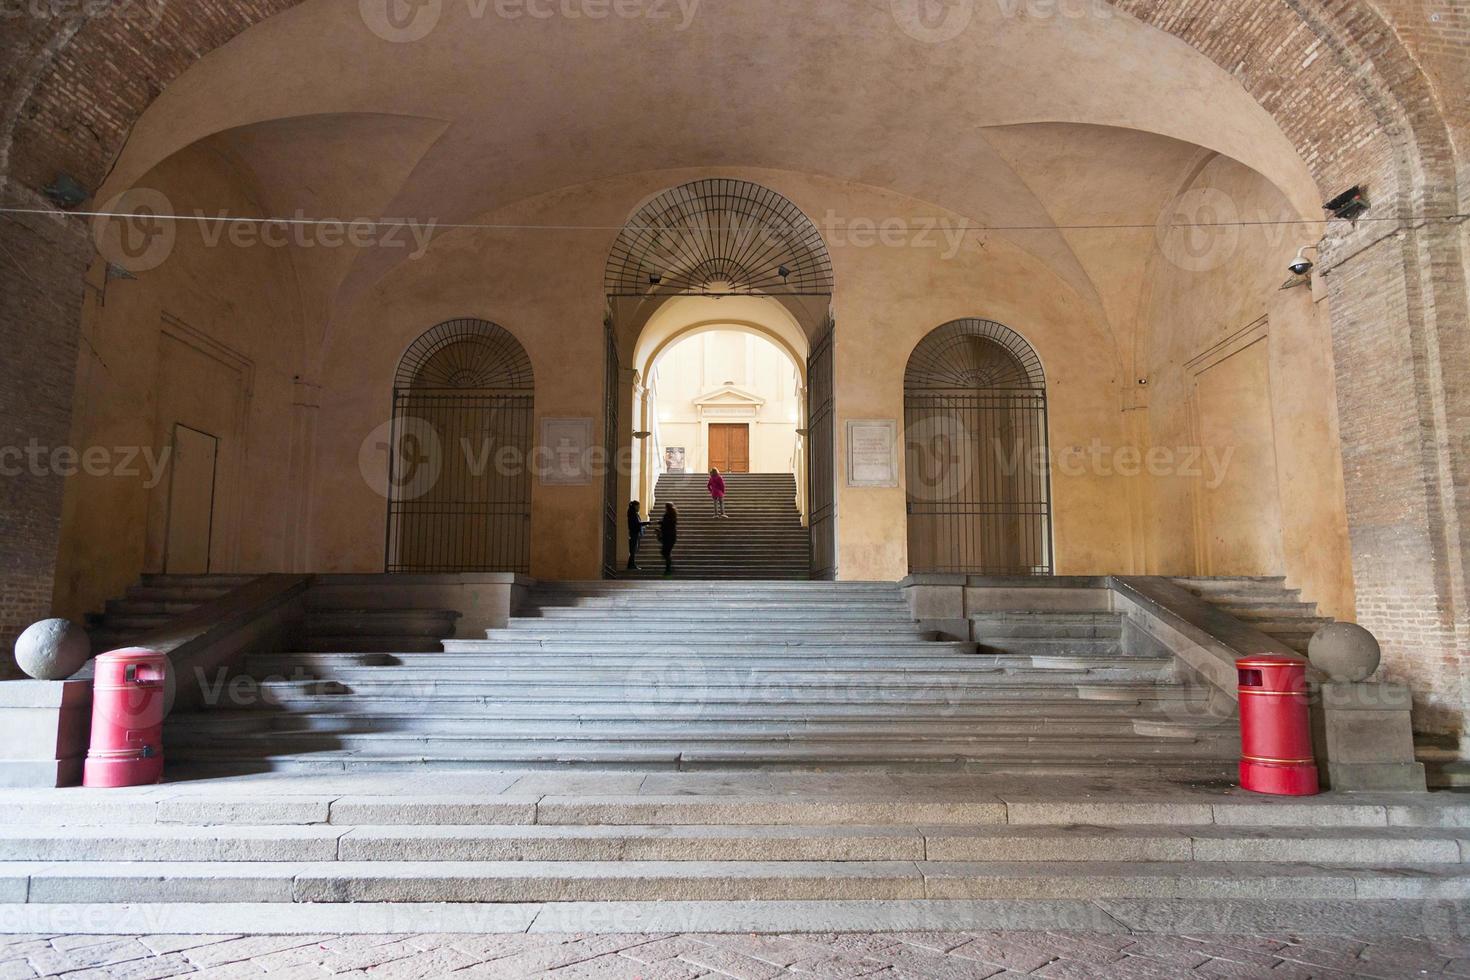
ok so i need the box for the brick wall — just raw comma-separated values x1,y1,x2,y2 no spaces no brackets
0,191,90,675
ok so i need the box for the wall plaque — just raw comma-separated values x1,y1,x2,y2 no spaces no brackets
539,417,594,486
846,419,898,487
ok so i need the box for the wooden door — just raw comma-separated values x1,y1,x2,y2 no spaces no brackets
708,423,750,473
164,424,219,573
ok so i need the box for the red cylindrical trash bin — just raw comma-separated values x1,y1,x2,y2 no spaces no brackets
83,648,168,788
1236,655,1318,796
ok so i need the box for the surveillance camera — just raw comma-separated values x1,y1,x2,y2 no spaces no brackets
1288,245,1316,277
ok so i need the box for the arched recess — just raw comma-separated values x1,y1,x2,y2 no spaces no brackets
603,178,836,579
904,319,1052,576
387,319,534,574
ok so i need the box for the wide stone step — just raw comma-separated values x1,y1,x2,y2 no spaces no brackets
19,788,1465,829
237,667,1021,687
301,637,450,653
4,823,1462,865
249,652,988,673
172,699,1171,725
249,677,1194,700
165,736,1236,770
451,637,958,653
977,637,1125,656
306,611,459,636
1211,602,1321,618
536,582,899,592
517,606,911,620
196,697,1203,723
94,613,174,631
13,857,1467,903
167,713,1177,739
1172,576,1289,590
140,574,259,589
104,598,200,616
503,618,927,632
124,584,239,602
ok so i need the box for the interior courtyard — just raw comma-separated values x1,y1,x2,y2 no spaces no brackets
2,0,1469,973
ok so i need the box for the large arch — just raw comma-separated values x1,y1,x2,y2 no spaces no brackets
602,178,835,578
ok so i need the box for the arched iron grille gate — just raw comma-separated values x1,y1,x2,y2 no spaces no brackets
386,319,534,574
904,319,1052,576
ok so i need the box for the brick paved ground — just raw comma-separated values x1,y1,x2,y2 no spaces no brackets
3,930,1468,978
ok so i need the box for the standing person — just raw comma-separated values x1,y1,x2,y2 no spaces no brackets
708,467,728,518
659,502,679,577
625,500,647,571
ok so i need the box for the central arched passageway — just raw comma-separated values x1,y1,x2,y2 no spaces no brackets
602,178,836,579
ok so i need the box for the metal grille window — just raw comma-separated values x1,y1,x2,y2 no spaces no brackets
904,319,1052,576
605,178,835,297
386,319,534,574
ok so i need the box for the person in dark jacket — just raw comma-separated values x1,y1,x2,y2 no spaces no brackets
659,502,678,577
626,500,647,571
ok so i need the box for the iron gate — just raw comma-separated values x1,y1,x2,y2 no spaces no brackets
904,319,1052,576
807,322,837,579
386,319,534,574
602,318,622,578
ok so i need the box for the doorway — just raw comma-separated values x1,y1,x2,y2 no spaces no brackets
163,423,219,574
708,423,750,473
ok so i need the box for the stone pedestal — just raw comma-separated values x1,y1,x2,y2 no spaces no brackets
1313,680,1426,792
0,680,91,787
899,575,968,641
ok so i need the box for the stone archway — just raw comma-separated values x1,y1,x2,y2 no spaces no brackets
602,178,836,578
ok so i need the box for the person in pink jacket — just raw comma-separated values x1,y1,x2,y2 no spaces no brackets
707,467,728,518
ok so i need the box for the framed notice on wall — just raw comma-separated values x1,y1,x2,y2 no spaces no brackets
846,419,898,487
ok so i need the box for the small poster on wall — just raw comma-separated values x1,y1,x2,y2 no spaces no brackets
664,447,687,474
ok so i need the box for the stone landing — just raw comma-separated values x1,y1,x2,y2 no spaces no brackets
1,770,1467,937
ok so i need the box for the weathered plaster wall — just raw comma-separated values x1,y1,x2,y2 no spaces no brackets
1139,156,1356,620
306,170,1138,583
53,146,308,623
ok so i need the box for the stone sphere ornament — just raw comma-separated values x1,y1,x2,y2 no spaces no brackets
1308,621,1382,683
15,618,91,680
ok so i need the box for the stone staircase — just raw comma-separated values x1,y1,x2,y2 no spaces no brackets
86,573,260,652
628,472,810,579
86,574,461,656
1172,576,1332,654
163,580,1234,773
302,587,460,654
3,775,1469,917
